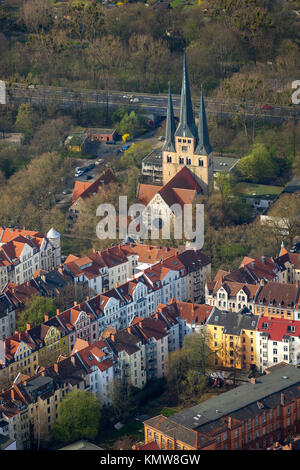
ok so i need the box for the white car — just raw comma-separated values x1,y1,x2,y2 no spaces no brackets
95,159,104,165
130,98,139,103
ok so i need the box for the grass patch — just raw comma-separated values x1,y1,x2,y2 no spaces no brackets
157,407,177,417
236,182,283,197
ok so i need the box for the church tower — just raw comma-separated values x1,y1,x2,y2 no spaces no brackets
162,53,213,194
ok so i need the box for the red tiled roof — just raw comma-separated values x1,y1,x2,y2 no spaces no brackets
257,316,300,341
71,168,117,204
137,167,202,209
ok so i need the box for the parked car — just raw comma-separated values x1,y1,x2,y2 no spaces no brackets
122,144,131,151
86,163,95,171
75,170,84,177
95,158,104,165
130,98,139,103
261,104,272,110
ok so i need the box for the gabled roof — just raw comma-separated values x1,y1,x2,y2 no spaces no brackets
255,282,300,309
71,168,117,205
137,166,203,209
257,316,300,341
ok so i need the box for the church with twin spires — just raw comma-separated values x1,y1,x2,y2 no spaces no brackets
162,53,213,195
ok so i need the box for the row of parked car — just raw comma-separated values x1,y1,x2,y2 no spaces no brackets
75,163,95,177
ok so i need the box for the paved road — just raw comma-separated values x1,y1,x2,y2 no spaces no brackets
5,82,300,121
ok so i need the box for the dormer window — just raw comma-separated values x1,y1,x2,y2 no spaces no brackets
198,159,203,166
167,156,172,163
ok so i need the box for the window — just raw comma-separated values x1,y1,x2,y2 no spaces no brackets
198,159,203,166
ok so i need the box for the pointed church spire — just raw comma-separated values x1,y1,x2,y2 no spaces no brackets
175,51,198,139
195,86,212,155
163,83,176,152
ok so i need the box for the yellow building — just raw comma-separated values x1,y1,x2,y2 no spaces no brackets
254,282,300,321
2,330,39,383
206,309,258,370
162,54,213,195
28,316,69,368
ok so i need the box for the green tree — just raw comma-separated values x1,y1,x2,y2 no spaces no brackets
15,104,39,142
17,295,57,331
236,143,279,183
120,141,152,170
52,390,101,445
118,111,146,138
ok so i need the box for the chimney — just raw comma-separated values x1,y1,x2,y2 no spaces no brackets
56,309,60,316
54,363,59,373
138,321,142,327
131,274,135,280
250,377,256,384
58,265,63,274
281,392,285,406
41,371,46,377
127,327,131,333
115,283,119,288
86,296,89,301
11,389,16,400
228,417,232,429
155,313,159,319
70,355,76,366
26,323,31,331
44,314,49,322
74,301,77,306
111,334,115,341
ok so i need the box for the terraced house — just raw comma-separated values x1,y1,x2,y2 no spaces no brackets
28,316,69,369
143,364,300,450
256,317,300,372
205,279,261,313
0,355,88,449
206,309,259,370
0,330,39,384
254,282,300,321
0,227,61,290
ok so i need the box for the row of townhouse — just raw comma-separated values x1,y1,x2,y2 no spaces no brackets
0,248,211,386
63,242,183,294
207,249,300,292
206,305,300,374
0,355,89,450
0,298,213,449
0,227,61,291
206,279,300,320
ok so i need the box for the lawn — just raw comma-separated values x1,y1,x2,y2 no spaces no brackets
236,182,283,197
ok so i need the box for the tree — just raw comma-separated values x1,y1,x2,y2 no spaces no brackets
267,194,300,247
52,390,101,445
15,104,39,142
119,141,152,170
166,330,215,405
17,295,57,331
110,379,137,421
118,111,146,138
236,143,279,184
55,283,96,313
20,0,53,34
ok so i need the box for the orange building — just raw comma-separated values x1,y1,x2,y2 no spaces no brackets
143,363,300,450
